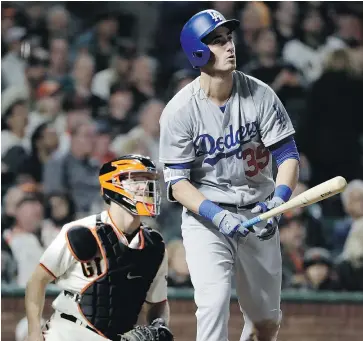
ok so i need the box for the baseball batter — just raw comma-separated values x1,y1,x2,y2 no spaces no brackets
159,10,300,341
25,155,174,341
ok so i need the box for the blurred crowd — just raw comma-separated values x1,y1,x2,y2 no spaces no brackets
1,1,363,304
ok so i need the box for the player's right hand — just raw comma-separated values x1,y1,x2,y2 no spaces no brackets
26,332,44,341
212,210,254,238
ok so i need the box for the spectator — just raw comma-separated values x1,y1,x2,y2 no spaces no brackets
273,1,300,51
23,122,59,183
297,247,339,291
48,37,72,89
167,239,192,288
1,99,29,193
328,5,363,48
93,119,116,164
1,99,28,158
297,49,363,212
1,185,26,231
243,28,306,127
2,196,45,287
2,52,49,112
283,6,344,84
1,235,17,285
1,26,27,88
91,41,136,101
335,218,363,292
332,180,363,255
26,80,63,141
284,182,328,249
279,215,306,289
46,6,71,47
1,5,18,56
70,53,95,104
44,191,76,229
22,2,48,49
111,99,165,165
235,1,271,68
55,103,92,157
165,69,198,101
73,11,119,72
43,121,100,216
106,85,136,136
129,55,158,109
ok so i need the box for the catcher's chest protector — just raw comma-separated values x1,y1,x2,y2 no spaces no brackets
78,214,165,340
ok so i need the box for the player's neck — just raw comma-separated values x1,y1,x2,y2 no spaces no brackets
200,72,233,106
108,204,141,235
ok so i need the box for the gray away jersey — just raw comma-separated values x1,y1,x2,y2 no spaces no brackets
159,71,295,205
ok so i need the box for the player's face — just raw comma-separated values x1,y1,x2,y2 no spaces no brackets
121,173,159,203
204,26,236,73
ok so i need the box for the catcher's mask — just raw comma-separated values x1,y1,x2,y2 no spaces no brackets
99,155,161,217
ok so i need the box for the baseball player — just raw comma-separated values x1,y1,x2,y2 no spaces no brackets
25,155,174,341
159,10,300,341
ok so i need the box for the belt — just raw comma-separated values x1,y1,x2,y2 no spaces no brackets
59,313,98,334
219,202,256,211
64,290,81,303
217,194,274,212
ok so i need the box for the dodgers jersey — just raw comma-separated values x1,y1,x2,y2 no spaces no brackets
40,211,168,324
159,71,295,205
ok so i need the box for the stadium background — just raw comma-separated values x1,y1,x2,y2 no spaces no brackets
1,1,363,340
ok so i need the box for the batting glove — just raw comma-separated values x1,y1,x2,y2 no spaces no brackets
212,210,255,238
251,197,285,240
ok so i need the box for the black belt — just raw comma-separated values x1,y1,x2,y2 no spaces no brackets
64,290,81,303
59,313,98,334
218,194,273,212
219,202,256,210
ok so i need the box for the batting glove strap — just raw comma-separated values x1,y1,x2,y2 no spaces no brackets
251,197,285,214
213,210,253,237
251,197,285,241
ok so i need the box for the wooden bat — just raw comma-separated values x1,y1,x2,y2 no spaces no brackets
242,176,347,229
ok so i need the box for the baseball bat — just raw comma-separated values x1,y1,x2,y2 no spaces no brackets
242,176,347,229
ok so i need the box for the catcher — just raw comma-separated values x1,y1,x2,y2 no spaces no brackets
25,155,174,341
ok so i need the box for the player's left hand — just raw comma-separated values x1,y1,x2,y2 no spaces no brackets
251,197,285,240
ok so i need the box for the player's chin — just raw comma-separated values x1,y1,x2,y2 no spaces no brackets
224,59,236,69
224,63,236,72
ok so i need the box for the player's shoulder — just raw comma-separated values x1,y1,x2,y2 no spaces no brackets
141,224,165,245
161,77,200,119
61,213,99,232
234,70,268,89
234,70,271,98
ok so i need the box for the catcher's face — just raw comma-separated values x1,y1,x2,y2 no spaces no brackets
117,171,161,216
122,175,151,196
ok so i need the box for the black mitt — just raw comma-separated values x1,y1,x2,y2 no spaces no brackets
119,318,174,341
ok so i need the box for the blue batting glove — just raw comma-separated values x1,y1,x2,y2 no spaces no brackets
251,197,285,240
212,210,255,238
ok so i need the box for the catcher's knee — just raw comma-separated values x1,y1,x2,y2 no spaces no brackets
251,319,280,341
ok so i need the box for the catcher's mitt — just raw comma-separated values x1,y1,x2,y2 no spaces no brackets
119,318,174,341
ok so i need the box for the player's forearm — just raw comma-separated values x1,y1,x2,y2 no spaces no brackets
275,158,299,198
145,300,170,326
25,266,53,334
172,179,208,215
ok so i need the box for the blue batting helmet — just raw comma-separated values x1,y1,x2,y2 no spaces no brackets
180,10,240,69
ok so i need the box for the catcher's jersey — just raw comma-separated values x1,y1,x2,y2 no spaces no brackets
159,70,295,205
40,210,168,323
